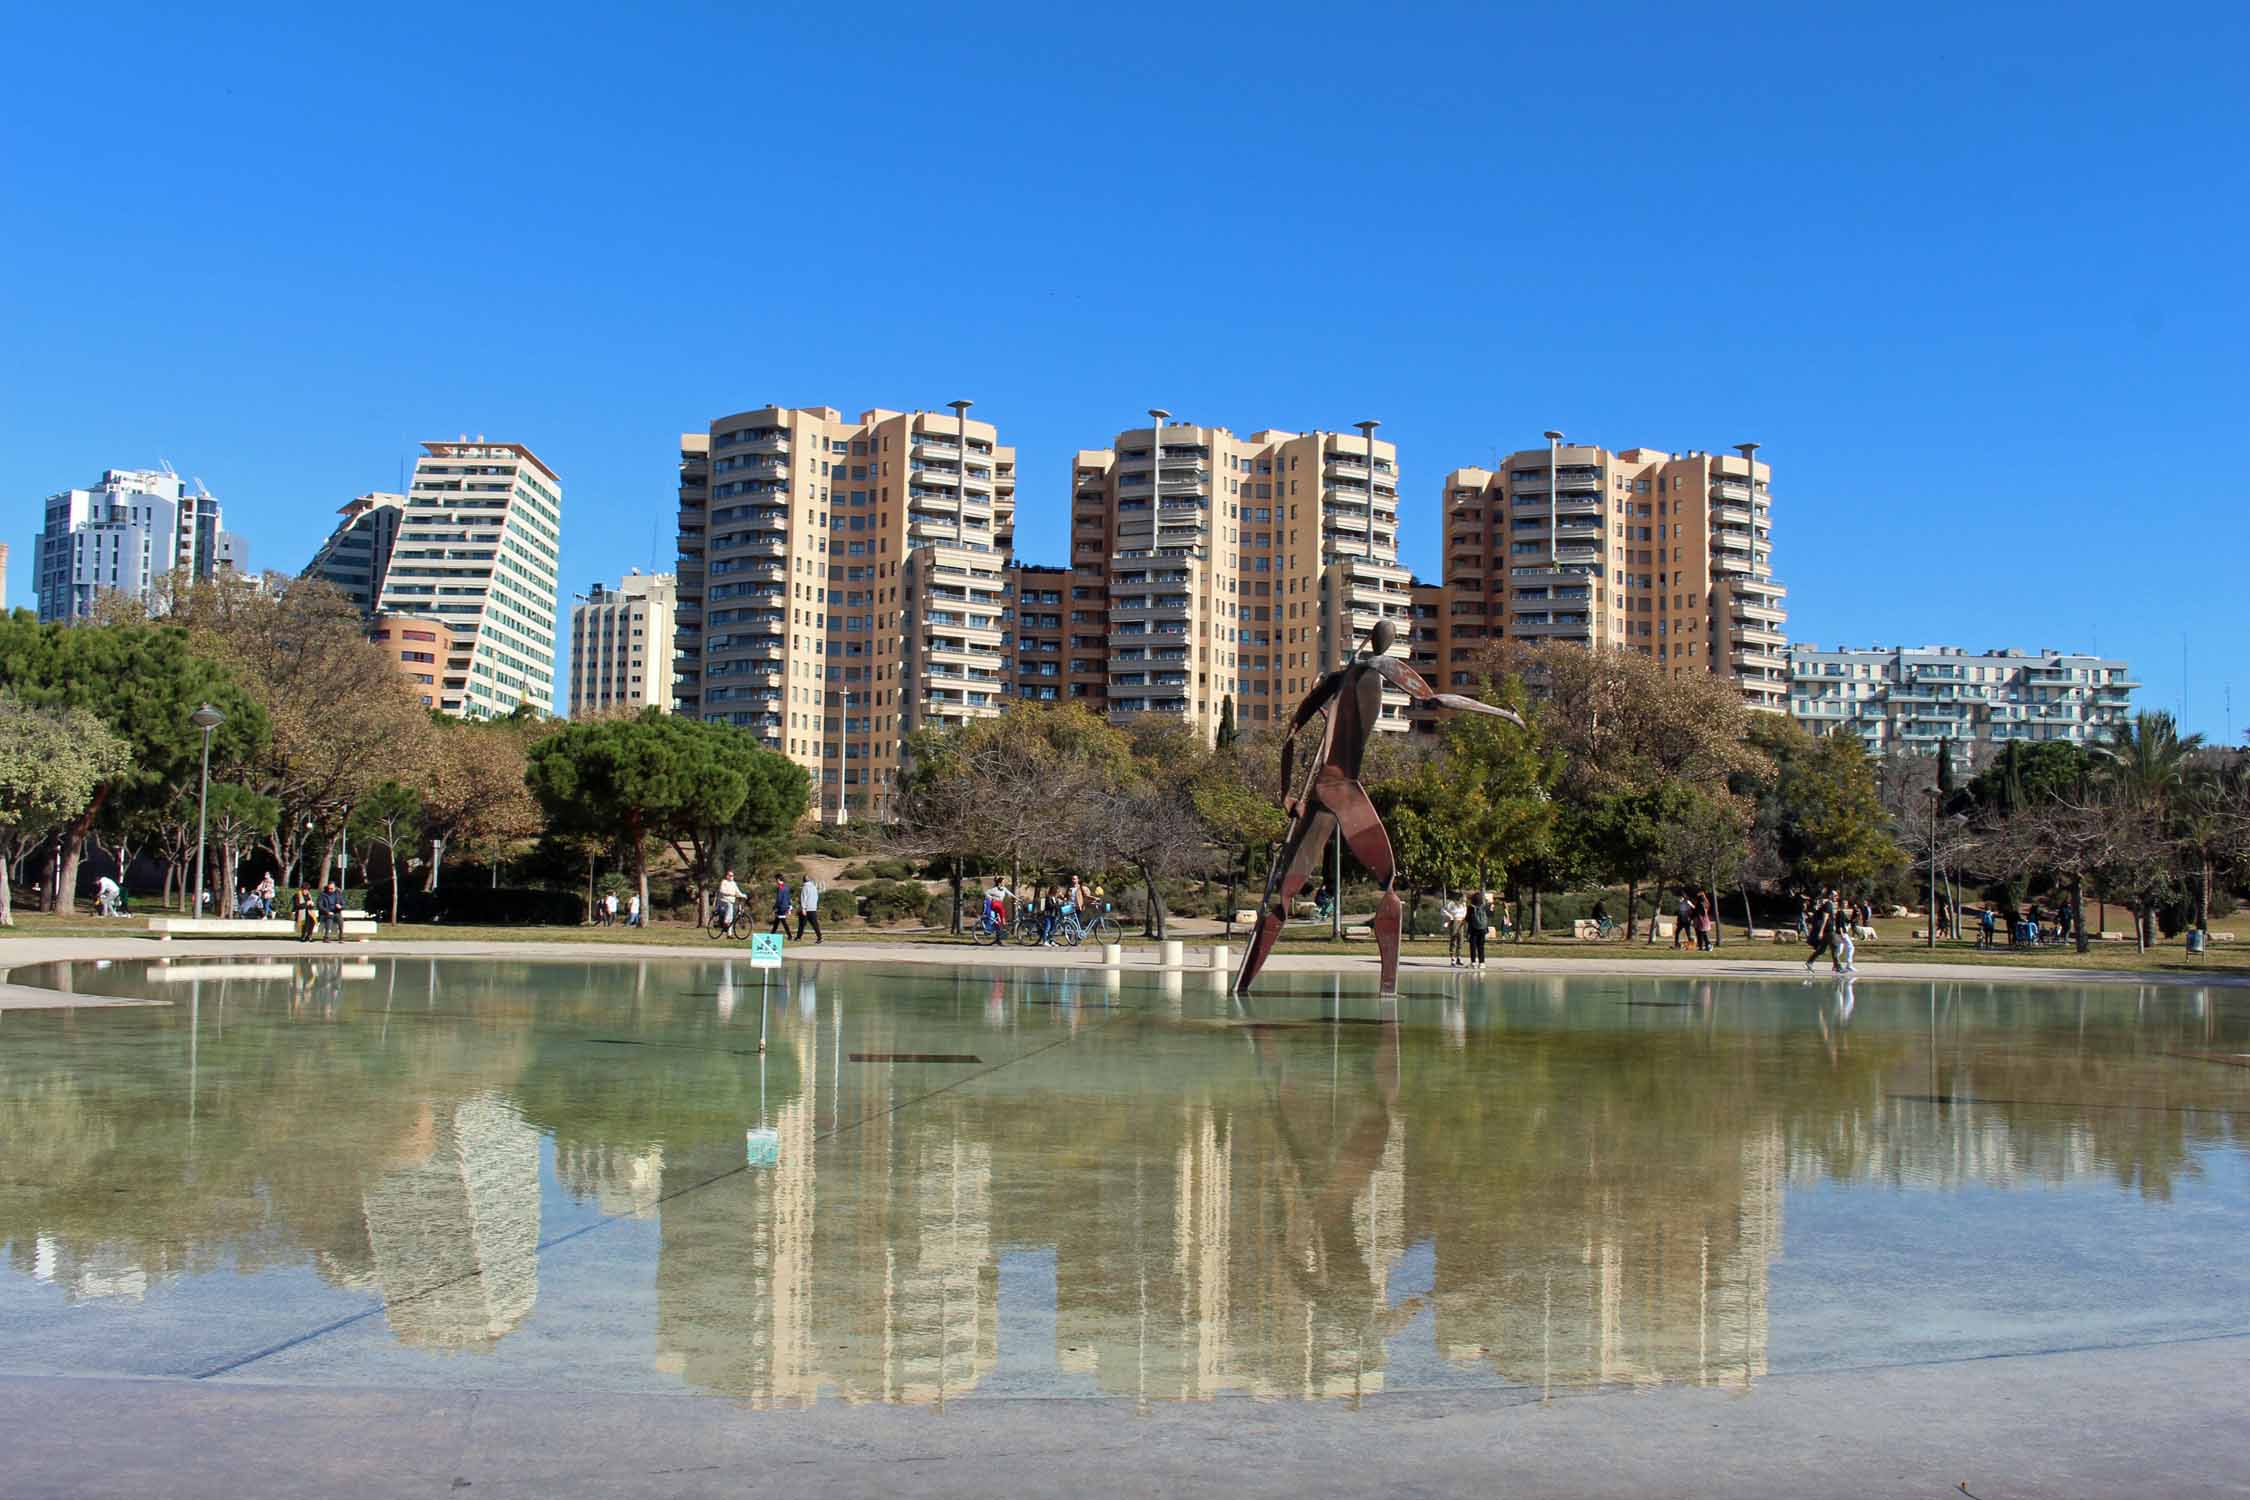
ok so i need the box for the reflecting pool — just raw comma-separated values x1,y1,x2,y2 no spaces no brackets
2,957,2245,1407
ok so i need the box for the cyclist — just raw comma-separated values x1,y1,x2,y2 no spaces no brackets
1592,897,1612,940
982,878,1011,941
716,868,743,936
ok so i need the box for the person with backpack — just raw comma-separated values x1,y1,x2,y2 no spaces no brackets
769,874,792,935
1465,890,1491,970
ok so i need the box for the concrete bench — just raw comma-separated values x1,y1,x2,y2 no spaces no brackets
147,916,377,943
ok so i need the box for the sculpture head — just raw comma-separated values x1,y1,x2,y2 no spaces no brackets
1366,618,1396,657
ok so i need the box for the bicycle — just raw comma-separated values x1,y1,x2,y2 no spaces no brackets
1011,908,1048,946
974,906,1009,946
707,902,746,941
1049,905,1123,948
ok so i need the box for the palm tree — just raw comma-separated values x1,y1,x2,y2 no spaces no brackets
2090,710,2205,809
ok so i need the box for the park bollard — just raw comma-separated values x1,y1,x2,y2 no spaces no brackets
1102,942,1123,967
1160,939,1184,969
1208,944,1230,972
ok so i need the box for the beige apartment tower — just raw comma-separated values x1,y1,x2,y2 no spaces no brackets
1437,439,1787,708
675,404,1015,820
569,570,677,718
1070,415,1416,740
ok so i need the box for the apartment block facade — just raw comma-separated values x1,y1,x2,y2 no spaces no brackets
35,467,245,622
1436,441,1787,710
1067,417,1417,740
1003,562,1068,704
1789,644,2137,757
569,570,677,718
374,440,563,718
675,404,1015,821
302,491,405,616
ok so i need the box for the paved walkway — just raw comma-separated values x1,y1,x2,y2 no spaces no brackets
1,930,2241,1007
4,1334,2244,1498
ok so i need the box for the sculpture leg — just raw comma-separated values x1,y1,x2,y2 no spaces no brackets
1234,799,1335,995
1326,773,1403,996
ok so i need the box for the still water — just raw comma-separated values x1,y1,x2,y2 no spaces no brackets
2,957,2245,1407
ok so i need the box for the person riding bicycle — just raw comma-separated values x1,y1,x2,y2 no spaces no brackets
983,878,1011,937
716,868,743,933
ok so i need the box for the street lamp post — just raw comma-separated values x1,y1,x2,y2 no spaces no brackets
189,703,224,915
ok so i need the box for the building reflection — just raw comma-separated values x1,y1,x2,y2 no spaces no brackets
361,1091,540,1349
4,965,2244,1403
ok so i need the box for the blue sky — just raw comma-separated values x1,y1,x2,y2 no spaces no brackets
4,1,2244,739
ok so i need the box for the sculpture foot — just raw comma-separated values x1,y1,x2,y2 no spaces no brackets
1374,888,1403,996
1235,908,1285,995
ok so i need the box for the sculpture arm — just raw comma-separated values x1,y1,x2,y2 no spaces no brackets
1370,657,1525,726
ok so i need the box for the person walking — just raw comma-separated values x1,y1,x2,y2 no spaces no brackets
1443,892,1467,967
626,892,642,928
1833,912,1858,974
1674,892,1695,950
293,885,316,942
796,874,823,944
255,872,277,919
1805,894,1833,973
1978,904,1997,950
1465,890,1491,970
769,874,793,935
316,882,345,943
1694,894,1714,952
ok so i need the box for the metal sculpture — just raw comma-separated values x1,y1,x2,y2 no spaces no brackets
1234,619,1523,997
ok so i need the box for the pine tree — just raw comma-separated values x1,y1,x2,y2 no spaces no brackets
1215,695,1237,749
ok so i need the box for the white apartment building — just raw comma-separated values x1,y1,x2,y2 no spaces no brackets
35,466,245,622
569,570,677,718
376,439,563,718
1788,644,2138,756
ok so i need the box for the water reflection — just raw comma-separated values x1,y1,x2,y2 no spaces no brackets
0,960,2244,1404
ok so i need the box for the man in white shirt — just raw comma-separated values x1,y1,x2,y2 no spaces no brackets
716,869,743,932
94,874,121,917
796,876,823,944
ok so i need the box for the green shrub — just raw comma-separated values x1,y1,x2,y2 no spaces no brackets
853,878,928,927
364,883,582,926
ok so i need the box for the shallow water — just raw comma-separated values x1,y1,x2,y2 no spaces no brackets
2,956,2245,1407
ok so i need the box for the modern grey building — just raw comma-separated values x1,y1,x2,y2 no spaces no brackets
1788,643,2137,758
34,467,245,622
301,491,406,616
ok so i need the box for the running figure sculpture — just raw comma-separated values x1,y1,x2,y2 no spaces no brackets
1234,619,1524,998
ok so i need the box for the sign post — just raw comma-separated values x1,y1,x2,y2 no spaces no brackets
749,932,783,1052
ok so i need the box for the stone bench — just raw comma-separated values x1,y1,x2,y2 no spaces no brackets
147,916,377,943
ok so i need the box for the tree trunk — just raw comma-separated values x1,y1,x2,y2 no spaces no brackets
1739,887,1754,943
2071,872,2088,955
1143,866,1164,939
0,849,13,927
52,791,106,914
1625,879,1638,940
950,857,965,935
1529,888,1540,941
220,838,239,915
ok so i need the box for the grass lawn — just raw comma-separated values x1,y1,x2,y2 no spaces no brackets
4,910,2242,978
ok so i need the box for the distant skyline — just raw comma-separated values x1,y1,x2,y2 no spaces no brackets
4,1,2244,742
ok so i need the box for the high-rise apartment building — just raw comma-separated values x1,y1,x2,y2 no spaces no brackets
1069,416,1416,740
302,491,405,616
375,439,563,718
1436,440,1788,709
568,570,676,718
1003,562,1068,704
1789,644,2137,757
675,404,1015,820
34,467,245,622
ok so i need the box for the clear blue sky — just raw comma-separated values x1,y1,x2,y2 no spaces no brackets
4,1,2244,740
